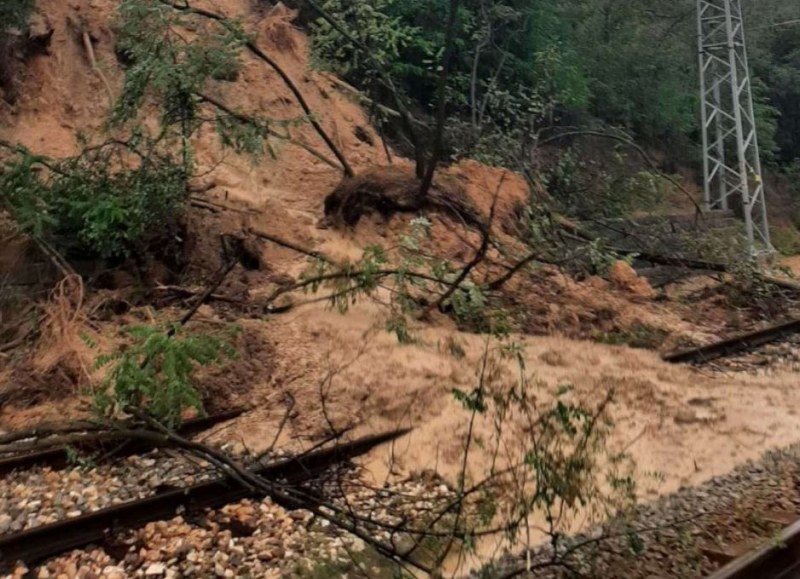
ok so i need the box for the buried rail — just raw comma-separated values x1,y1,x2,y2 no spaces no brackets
0,428,409,570
663,318,800,365
0,408,246,476
708,516,800,579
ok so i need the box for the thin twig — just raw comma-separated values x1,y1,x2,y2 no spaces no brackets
195,92,342,171
248,228,334,264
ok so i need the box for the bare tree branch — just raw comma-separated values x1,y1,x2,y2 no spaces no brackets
160,0,354,177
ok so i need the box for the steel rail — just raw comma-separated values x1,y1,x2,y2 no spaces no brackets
663,317,800,364
0,428,409,570
708,516,800,579
0,409,246,476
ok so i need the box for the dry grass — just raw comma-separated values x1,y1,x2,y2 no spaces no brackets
33,274,94,384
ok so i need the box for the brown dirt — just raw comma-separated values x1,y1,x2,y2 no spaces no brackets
197,326,276,415
218,298,800,503
1,360,82,409
608,260,657,300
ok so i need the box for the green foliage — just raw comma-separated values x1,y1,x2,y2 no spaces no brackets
450,280,491,328
722,259,789,317
680,223,749,265
386,314,414,344
295,216,511,340
300,244,390,314
1,0,285,262
93,325,237,427
544,147,671,219
0,143,187,259
114,0,245,133
311,0,588,160
309,0,800,168
747,0,800,165
0,0,34,33
452,385,488,414
562,1,696,141
0,0,34,99
114,0,279,159
310,0,418,81
586,240,636,277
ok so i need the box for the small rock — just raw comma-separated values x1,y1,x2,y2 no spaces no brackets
102,567,125,579
144,563,166,576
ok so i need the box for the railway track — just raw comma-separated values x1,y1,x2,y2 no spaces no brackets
648,258,800,366
0,408,245,476
663,317,800,366
706,510,800,579
0,428,408,571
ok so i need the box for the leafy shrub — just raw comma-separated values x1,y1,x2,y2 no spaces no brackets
113,0,245,131
0,144,187,259
544,146,670,219
0,0,34,100
449,342,637,567
722,260,790,318
0,0,33,31
94,325,237,427
310,0,587,139
310,0,419,82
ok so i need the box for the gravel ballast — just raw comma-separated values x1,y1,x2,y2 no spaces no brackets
480,444,800,578
0,451,453,579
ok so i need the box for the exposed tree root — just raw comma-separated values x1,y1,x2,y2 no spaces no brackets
323,165,484,230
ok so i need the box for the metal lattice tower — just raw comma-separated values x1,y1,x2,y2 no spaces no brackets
697,0,771,255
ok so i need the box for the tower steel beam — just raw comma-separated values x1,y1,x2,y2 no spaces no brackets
697,0,770,255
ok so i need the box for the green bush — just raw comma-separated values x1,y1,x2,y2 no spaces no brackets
310,0,587,136
544,147,668,219
94,325,237,427
0,144,187,259
0,0,34,32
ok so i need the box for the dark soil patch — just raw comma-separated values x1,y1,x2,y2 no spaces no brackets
198,328,275,414
1,361,79,409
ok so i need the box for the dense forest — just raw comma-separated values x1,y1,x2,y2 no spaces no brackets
308,0,800,167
